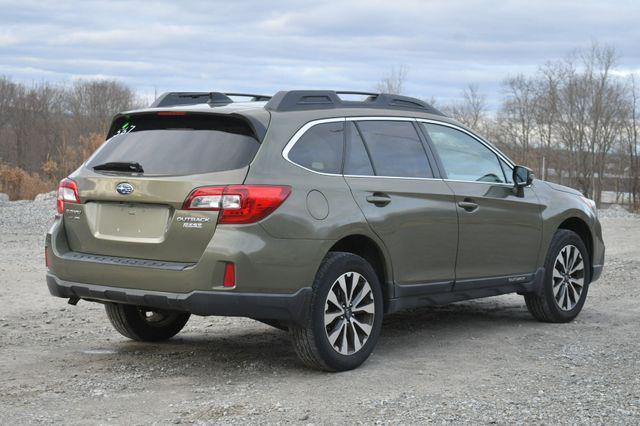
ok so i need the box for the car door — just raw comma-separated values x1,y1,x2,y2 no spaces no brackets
343,119,458,291
419,121,543,286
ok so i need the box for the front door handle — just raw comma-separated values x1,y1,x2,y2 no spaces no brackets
366,193,391,206
458,199,479,212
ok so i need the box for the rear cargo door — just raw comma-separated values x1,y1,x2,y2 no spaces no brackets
63,112,261,263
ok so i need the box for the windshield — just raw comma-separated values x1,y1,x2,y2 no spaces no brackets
87,114,259,176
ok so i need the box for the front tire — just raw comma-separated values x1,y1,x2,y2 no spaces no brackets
290,252,384,372
525,229,590,323
105,303,190,342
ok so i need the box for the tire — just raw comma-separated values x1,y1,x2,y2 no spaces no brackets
105,303,190,342
525,229,591,323
290,252,384,372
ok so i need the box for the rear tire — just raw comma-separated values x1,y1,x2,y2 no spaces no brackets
525,229,590,323
105,303,190,342
290,252,383,372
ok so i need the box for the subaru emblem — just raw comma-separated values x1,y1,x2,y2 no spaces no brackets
116,182,134,195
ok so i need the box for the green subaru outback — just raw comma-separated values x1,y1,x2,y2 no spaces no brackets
46,90,605,371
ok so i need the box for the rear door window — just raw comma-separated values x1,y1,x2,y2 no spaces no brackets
287,121,344,174
88,114,259,176
356,121,432,178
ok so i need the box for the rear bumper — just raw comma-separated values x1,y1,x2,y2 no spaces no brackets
47,273,312,324
46,215,328,295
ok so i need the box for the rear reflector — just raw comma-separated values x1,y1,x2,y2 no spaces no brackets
56,178,80,214
183,185,291,224
223,263,235,287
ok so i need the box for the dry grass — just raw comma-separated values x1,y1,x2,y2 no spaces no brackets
1,133,104,200
0,163,54,200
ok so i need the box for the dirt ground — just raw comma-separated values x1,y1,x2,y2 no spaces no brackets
1,199,639,424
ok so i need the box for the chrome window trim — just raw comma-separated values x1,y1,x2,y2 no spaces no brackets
443,179,517,188
281,116,516,184
282,116,423,178
344,174,441,182
346,116,416,122
281,117,346,177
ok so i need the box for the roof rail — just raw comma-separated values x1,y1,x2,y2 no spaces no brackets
150,92,272,108
265,90,444,115
224,93,272,102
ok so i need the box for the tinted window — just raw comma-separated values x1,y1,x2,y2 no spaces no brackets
423,123,505,183
500,159,513,183
357,121,432,178
88,114,259,176
288,121,344,174
344,122,374,176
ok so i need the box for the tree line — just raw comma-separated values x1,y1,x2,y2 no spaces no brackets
377,44,638,210
0,79,139,199
429,44,637,209
1,42,638,209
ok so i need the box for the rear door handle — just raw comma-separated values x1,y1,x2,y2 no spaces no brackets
458,199,479,212
366,193,391,206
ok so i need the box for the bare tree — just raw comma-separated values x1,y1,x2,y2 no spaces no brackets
0,77,137,179
375,66,408,94
533,63,562,180
9,82,65,170
0,77,18,164
0,77,17,129
623,74,639,210
65,80,138,136
497,75,537,165
445,84,488,130
585,45,627,204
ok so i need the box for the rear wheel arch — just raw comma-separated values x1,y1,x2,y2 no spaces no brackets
557,217,593,281
327,234,391,304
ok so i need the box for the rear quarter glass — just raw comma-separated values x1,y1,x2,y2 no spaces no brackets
87,113,259,176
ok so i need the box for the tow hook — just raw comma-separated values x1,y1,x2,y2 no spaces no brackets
68,297,80,306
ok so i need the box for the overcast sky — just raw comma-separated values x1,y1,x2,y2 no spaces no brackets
1,0,639,108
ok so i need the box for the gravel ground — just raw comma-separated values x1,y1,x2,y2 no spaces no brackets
0,196,639,424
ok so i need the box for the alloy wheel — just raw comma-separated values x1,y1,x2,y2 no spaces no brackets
552,244,585,311
323,272,375,355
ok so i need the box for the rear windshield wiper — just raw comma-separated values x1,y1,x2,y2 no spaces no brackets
93,161,144,173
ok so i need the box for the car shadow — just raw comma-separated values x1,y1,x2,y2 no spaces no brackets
383,297,534,331
90,297,537,375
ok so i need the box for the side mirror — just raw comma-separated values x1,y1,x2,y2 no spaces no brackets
513,165,534,188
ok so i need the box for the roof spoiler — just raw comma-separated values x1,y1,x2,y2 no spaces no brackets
151,92,272,108
265,90,444,115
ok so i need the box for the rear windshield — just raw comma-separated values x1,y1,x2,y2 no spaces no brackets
87,113,259,176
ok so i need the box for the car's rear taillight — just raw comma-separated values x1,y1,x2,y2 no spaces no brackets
182,185,291,224
56,178,80,214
